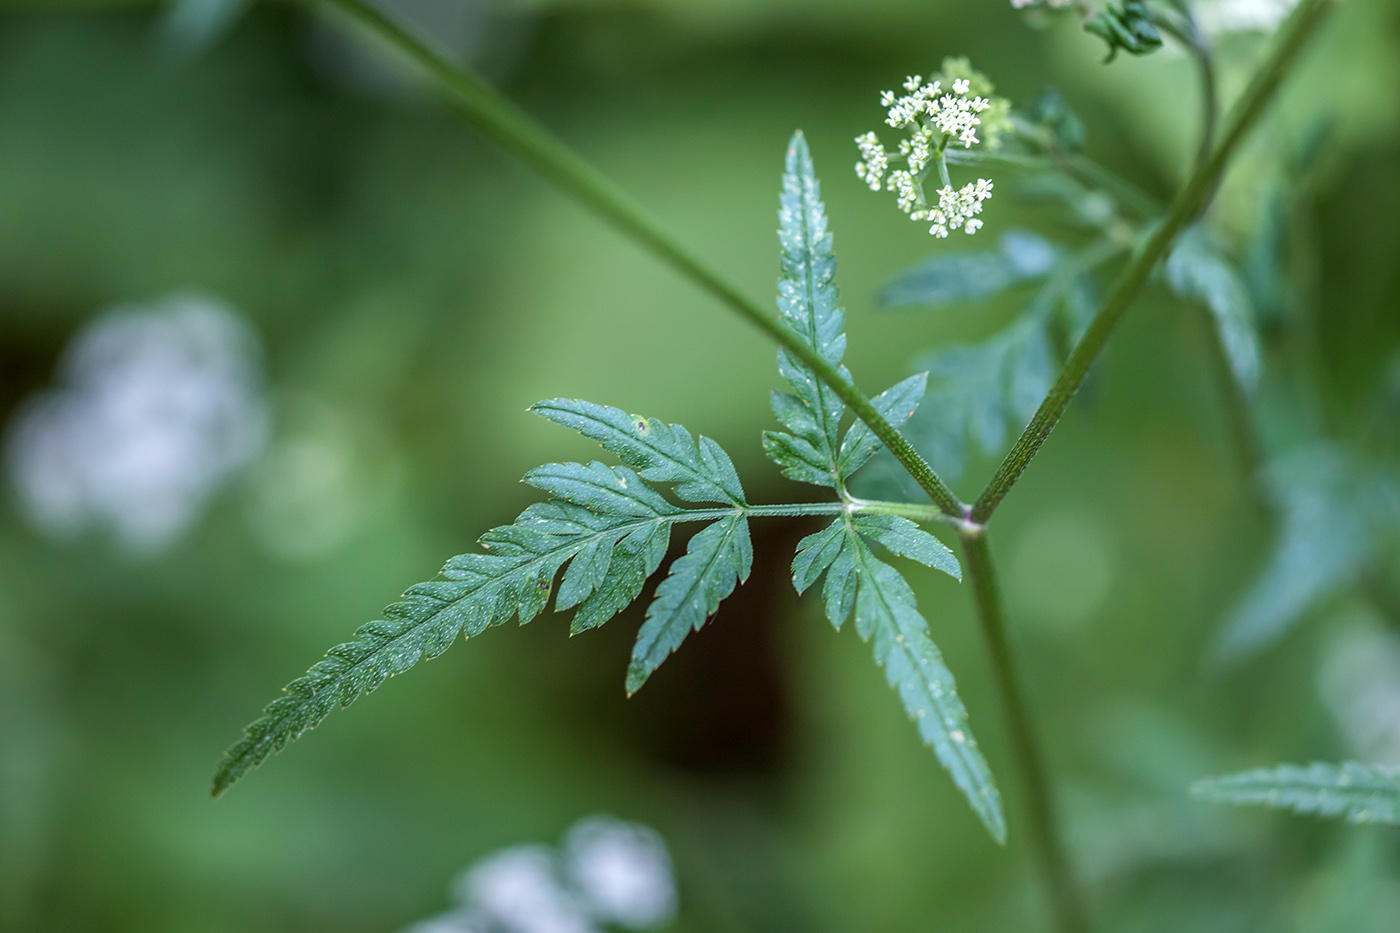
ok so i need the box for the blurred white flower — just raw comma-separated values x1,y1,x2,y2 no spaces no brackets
1197,0,1298,35
564,817,676,930
1320,625,1400,767
458,845,594,933
4,294,267,552
404,816,676,933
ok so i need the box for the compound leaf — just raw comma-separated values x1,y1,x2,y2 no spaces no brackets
215,402,755,795
627,512,753,694
1192,762,1400,825
790,517,999,840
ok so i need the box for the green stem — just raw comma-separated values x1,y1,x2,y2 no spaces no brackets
961,530,1087,933
1152,7,1219,178
737,500,947,521
972,0,1334,524
317,0,965,519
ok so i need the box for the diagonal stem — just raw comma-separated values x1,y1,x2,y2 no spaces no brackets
317,0,965,519
961,529,1087,933
972,0,1334,524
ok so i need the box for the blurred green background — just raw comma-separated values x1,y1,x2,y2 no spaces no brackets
1,0,1399,930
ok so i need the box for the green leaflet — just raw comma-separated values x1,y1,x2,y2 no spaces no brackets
627,512,753,694
531,398,746,506
765,131,928,490
837,373,929,479
213,411,755,793
791,515,1003,841
1192,762,1400,825
1166,226,1262,396
773,131,849,465
1211,445,1398,665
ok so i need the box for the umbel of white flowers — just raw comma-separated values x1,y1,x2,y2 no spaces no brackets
854,59,1010,238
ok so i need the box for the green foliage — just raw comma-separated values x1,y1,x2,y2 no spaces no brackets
763,131,852,488
213,132,1001,841
627,511,752,694
792,513,1003,840
212,429,749,795
764,132,1002,839
531,398,748,507
1212,445,1400,664
1029,87,1086,154
1192,762,1400,825
875,230,1058,310
1166,227,1262,396
867,245,1106,483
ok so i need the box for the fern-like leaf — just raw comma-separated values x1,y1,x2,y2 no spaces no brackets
791,515,1004,841
1192,762,1400,825
213,402,756,795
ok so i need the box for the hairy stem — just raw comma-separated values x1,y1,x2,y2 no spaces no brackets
972,0,1334,523
961,530,1087,933
317,0,965,518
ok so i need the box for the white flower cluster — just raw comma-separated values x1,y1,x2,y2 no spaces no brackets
854,69,1001,237
1011,0,1074,8
929,179,995,238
